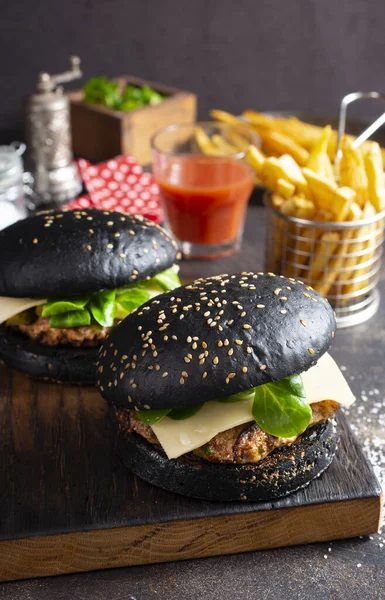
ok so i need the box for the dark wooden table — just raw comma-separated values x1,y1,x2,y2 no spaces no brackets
1,204,384,600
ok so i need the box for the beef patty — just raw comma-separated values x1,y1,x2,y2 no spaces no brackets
15,317,111,347
116,399,339,464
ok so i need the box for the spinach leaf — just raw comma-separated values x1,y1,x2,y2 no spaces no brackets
252,375,311,438
90,290,116,327
115,282,146,296
43,267,180,330
152,267,181,292
49,309,91,329
136,408,171,425
136,402,203,425
117,288,152,314
168,404,204,420
217,389,255,403
42,295,90,317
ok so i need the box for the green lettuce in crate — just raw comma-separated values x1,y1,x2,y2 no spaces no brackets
83,76,164,112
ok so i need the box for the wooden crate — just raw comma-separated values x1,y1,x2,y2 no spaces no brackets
68,76,197,165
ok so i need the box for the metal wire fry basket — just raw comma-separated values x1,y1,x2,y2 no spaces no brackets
264,193,385,327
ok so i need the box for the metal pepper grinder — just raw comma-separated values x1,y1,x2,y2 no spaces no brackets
24,55,83,205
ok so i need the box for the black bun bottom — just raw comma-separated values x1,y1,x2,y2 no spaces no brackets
0,326,98,384
116,419,339,502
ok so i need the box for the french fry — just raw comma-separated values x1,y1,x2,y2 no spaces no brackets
343,202,378,297
293,197,316,220
276,178,295,199
283,199,320,274
279,198,297,216
339,136,368,208
285,191,353,282
242,112,321,148
332,187,356,222
364,142,385,212
271,194,285,209
285,224,318,277
302,169,337,210
241,110,279,131
194,126,220,155
210,109,247,128
244,112,341,162
246,145,265,175
312,202,365,297
306,125,335,182
259,158,295,198
329,135,385,164
242,111,385,163
276,196,315,219
227,128,250,152
332,202,363,291
302,169,355,221
307,232,340,281
348,202,363,222
253,153,308,194
260,157,296,188
279,154,308,193
313,234,352,297
314,209,334,222
211,134,239,155
209,110,263,153
259,131,309,166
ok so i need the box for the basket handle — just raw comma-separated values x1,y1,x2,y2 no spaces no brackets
335,91,385,179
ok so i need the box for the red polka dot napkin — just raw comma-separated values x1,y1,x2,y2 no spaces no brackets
65,156,163,223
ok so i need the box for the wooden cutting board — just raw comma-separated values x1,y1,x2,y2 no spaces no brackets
0,366,381,583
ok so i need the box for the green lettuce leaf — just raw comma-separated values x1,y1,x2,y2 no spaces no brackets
115,282,145,296
42,295,90,317
136,403,203,425
168,404,204,420
83,77,164,112
83,76,121,109
49,309,91,329
42,267,180,329
141,84,163,105
217,389,255,403
122,85,143,103
134,375,310,437
152,267,181,292
252,375,311,438
136,408,171,425
90,289,116,327
117,288,152,313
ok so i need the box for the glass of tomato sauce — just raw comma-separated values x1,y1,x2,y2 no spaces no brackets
151,122,258,259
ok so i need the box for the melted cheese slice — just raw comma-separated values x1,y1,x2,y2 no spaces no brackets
0,297,46,325
151,352,355,459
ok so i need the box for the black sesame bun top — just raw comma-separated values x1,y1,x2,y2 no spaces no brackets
0,209,179,298
97,272,336,411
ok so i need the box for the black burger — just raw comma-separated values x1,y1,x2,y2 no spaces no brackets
97,272,355,501
0,209,181,384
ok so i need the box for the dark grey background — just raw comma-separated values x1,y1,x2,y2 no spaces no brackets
1,0,385,142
